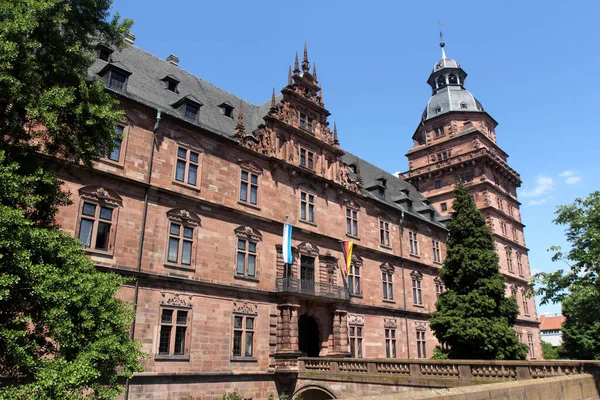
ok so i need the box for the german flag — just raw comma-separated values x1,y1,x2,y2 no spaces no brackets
341,241,353,275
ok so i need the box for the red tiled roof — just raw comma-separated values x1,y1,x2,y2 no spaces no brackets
539,315,566,331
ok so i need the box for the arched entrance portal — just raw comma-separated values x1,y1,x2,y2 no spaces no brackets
297,388,334,400
298,315,320,357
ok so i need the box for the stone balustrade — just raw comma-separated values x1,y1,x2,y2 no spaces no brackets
298,357,600,388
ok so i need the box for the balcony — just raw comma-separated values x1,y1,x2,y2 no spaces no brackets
275,277,349,300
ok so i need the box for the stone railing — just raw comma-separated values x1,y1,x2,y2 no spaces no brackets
298,358,600,388
275,277,349,300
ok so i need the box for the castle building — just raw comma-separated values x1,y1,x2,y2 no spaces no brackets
50,35,540,399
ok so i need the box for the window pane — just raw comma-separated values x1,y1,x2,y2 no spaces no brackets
99,207,113,221
168,238,179,263
187,164,197,185
161,309,173,323
241,171,248,181
236,252,245,274
357,338,362,358
300,204,306,220
190,152,199,163
78,219,94,247
248,255,256,277
382,282,387,299
109,138,122,161
170,223,180,236
346,219,351,234
183,227,193,239
353,221,357,236
181,240,192,265
95,221,111,250
175,160,186,181
177,311,188,325
355,278,360,294
233,331,242,356
238,239,246,250
82,203,96,216
301,192,306,200
158,326,171,354
392,341,396,358
248,242,256,253
240,181,248,201
246,317,254,330
250,174,258,184
234,316,243,328
245,332,253,356
178,148,187,159
308,204,314,222
250,185,257,204
174,326,186,354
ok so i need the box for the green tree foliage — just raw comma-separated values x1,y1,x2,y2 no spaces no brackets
535,192,600,359
0,0,144,398
429,182,528,360
541,341,565,360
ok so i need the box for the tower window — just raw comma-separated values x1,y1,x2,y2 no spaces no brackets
97,46,113,62
460,102,467,109
435,106,442,114
434,126,444,138
435,180,442,189
436,76,445,88
440,202,447,211
167,79,178,92
448,74,458,84
220,103,234,118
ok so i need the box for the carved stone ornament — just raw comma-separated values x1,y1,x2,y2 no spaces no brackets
434,276,443,285
380,262,394,274
415,321,428,331
384,318,397,329
160,293,192,308
79,185,123,207
345,199,360,211
351,253,363,266
233,301,258,315
472,138,481,149
234,225,263,242
167,208,201,227
238,160,263,175
347,314,364,326
510,284,517,296
298,241,320,257
410,270,423,281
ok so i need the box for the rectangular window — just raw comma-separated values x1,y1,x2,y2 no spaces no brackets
346,208,358,236
175,147,199,186
236,239,257,278
523,294,530,316
240,170,258,205
299,148,314,169
432,239,441,263
440,202,447,212
497,197,504,210
506,248,513,272
158,308,188,356
167,223,194,265
300,113,307,129
300,191,315,223
108,70,127,91
435,280,444,301
437,151,448,161
78,202,114,251
409,231,419,255
348,263,361,295
512,227,518,242
385,328,396,358
233,315,254,357
501,221,508,236
528,334,535,358
382,271,393,300
379,220,390,247
412,278,422,305
416,331,427,359
108,125,124,161
517,253,524,276
434,126,444,138
435,180,442,189
349,326,363,358
184,103,199,121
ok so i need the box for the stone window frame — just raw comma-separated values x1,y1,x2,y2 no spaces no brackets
434,276,445,301
299,146,315,170
234,226,263,281
345,201,360,238
527,330,535,359
384,318,397,359
98,123,129,167
505,246,514,273
416,322,427,359
434,126,445,138
156,294,192,361
348,314,364,358
231,302,258,362
299,187,317,225
521,288,530,317
348,254,363,297
516,252,524,276
75,186,123,257
379,219,391,248
238,160,263,209
440,202,448,212
164,208,201,271
411,270,423,306
173,142,204,190
500,220,508,237
408,230,419,256
432,239,442,264
381,262,394,302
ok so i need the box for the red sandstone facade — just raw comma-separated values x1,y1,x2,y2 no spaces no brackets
49,39,540,400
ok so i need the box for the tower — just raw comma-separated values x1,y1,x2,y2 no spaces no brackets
403,42,541,358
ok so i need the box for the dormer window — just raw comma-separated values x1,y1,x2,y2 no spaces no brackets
460,102,467,109
162,75,180,93
435,106,442,114
219,103,234,118
448,74,458,84
377,178,387,188
184,102,199,122
108,70,127,91
348,163,357,174
436,76,445,88
97,45,113,62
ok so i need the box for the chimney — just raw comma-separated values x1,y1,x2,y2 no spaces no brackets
124,32,135,44
166,54,179,66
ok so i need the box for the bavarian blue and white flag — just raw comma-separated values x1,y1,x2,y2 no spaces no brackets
282,223,293,264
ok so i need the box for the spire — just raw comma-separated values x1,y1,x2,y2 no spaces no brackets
313,63,318,81
293,52,300,75
439,21,447,59
302,43,310,73
270,88,276,110
288,65,293,85
333,121,339,145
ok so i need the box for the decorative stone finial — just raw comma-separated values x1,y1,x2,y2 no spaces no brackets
288,65,293,85
270,88,276,110
333,121,339,145
313,63,318,81
293,52,300,75
302,43,310,73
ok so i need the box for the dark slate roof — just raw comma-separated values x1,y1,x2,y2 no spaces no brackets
94,44,445,229
422,85,484,121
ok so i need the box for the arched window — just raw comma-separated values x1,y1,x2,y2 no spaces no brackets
436,75,446,88
448,74,458,84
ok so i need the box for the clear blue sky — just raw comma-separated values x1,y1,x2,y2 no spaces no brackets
111,0,599,316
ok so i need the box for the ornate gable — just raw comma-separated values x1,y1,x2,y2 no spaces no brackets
79,185,123,207
166,208,201,227
234,225,263,242
297,241,320,257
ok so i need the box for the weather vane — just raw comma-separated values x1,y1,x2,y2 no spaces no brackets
439,21,446,48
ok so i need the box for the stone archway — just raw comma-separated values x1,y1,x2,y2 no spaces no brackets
298,314,320,357
295,386,335,400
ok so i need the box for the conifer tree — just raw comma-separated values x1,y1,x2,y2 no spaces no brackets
430,182,528,360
